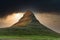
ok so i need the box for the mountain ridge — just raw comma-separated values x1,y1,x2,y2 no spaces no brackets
11,10,58,34
0,10,59,37
12,10,40,27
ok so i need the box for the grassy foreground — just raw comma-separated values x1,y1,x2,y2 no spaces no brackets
0,35,60,40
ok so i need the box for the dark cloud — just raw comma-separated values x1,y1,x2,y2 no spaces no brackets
0,0,60,17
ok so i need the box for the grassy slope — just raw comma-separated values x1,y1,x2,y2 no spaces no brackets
0,26,60,38
0,26,60,40
0,22,60,37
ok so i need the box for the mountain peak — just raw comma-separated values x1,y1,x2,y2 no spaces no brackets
11,10,37,27
11,10,58,35
23,10,35,19
24,10,34,17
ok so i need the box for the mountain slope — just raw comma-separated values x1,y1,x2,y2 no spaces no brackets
10,10,60,36
12,10,40,27
0,10,59,37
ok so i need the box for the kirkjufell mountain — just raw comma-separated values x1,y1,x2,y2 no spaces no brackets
10,10,60,36
12,10,40,27
0,10,59,37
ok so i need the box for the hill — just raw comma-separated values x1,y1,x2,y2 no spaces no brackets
0,10,59,37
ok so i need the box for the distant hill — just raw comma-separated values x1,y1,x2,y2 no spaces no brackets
0,10,60,37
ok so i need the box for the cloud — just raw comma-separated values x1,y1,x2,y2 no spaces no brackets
0,0,60,17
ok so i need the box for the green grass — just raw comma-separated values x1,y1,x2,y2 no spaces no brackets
0,26,60,40
0,35,60,40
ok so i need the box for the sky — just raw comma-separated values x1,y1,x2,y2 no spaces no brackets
0,0,60,33
0,0,60,17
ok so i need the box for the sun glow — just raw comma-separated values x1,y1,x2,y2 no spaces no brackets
0,12,24,28
13,13,23,22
